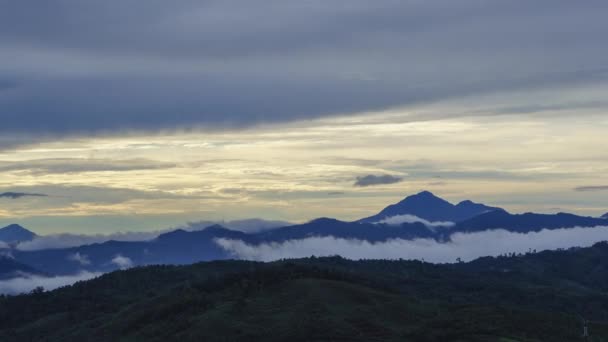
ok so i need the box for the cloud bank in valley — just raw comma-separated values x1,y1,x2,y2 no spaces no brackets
67,252,91,266
374,214,454,229
215,226,608,263
111,255,133,269
0,271,101,295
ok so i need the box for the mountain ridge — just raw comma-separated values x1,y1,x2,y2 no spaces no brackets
451,209,608,234
6,191,608,275
0,256,46,279
358,190,501,223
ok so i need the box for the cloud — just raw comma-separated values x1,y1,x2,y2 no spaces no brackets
0,185,195,207
575,185,608,192
428,181,446,186
375,214,455,229
67,252,91,266
0,158,176,175
354,174,403,187
111,255,133,269
0,271,101,295
215,225,608,263
0,192,47,199
0,1,607,141
16,231,161,251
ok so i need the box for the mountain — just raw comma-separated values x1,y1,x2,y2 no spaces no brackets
451,209,608,234
187,218,293,233
358,191,501,223
12,225,248,275
255,218,435,242
602,212,608,219
2,243,608,341
11,221,440,275
12,208,608,275
0,256,45,279
7,193,608,275
0,224,37,244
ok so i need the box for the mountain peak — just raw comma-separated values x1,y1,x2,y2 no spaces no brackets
359,192,503,224
201,224,233,233
0,224,37,244
156,228,189,240
402,190,439,201
602,212,608,219
3,224,27,230
456,200,474,206
397,190,451,206
309,217,340,225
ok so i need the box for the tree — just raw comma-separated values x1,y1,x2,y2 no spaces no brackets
30,286,44,295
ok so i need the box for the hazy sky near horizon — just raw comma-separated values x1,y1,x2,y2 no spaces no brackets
1,1,607,234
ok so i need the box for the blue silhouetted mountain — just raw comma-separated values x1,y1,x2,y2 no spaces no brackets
602,213,608,219
0,224,37,244
8,196,608,276
12,225,248,275
0,256,45,279
255,217,435,242
451,209,608,234
12,221,437,275
151,225,249,264
358,191,501,223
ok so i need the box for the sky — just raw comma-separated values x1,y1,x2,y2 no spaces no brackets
0,1,607,234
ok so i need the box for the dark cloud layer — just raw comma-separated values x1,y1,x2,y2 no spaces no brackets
354,174,402,187
0,192,47,199
575,186,608,192
0,1,607,138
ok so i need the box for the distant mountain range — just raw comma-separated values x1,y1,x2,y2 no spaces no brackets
2,191,608,276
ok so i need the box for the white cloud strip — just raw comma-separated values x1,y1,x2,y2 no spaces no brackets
0,271,102,295
67,252,91,266
374,214,455,229
111,254,133,269
215,226,608,263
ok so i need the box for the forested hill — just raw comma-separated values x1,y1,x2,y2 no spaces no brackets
3,243,608,341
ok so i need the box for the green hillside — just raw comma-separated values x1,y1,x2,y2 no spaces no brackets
3,243,608,341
